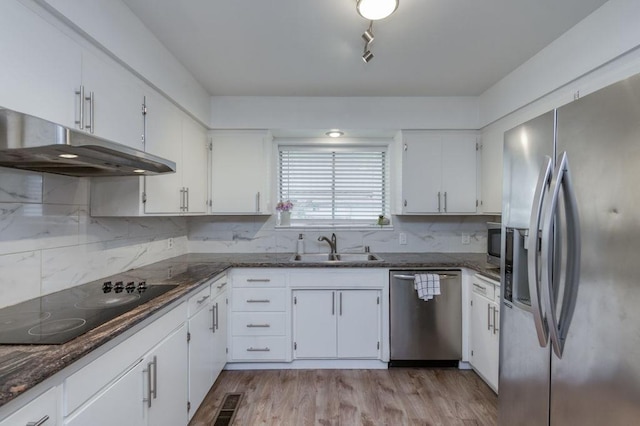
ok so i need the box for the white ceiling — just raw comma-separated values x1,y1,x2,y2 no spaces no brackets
121,0,608,97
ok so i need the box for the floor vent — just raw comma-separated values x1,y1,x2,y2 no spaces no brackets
212,392,243,426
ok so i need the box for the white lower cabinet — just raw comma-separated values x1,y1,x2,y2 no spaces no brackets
0,387,60,426
469,274,500,392
293,289,381,359
187,276,228,421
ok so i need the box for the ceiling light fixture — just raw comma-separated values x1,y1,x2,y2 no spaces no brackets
356,0,399,21
133,169,146,174
59,153,78,159
356,2,398,63
326,130,344,138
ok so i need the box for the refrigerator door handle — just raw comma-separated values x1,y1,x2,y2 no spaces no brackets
542,151,581,359
527,156,553,347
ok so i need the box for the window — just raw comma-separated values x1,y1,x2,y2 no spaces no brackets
278,145,390,226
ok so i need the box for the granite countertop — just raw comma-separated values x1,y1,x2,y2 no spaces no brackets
0,252,499,408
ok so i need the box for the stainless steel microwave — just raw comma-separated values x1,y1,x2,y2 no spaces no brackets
487,222,501,266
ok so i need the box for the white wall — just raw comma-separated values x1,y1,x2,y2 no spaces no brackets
0,167,188,309
210,96,480,130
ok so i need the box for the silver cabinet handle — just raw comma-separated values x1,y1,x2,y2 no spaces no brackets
75,86,84,129
487,304,492,331
527,155,553,348
151,356,157,400
246,323,270,328
86,91,94,133
493,306,499,334
246,278,270,283
444,191,447,212
217,281,227,289
246,299,270,303
472,283,487,294
542,151,581,359
437,191,441,212
339,292,343,316
209,305,216,332
26,416,49,426
332,291,335,315
246,347,270,352
143,358,154,407
215,302,219,331
197,295,210,304
256,192,260,213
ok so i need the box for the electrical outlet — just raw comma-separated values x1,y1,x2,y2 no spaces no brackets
461,233,471,245
399,232,407,245
167,237,174,249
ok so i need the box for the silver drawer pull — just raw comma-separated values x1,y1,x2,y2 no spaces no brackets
196,295,210,304
217,282,227,289
246,324,271,328
473,283,487,293
246,278,271,282
27,416,50,426
246,347,271,352
247,299,270,303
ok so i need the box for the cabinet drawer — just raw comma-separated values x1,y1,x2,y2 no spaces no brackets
210,274,228,299
231,336,287,361
472,275,497,301
231,270,286,287
232,288,286,311
231,312,286,336
1,387,59,426
188,285,211,317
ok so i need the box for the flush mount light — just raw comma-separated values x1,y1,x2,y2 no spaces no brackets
357,0,399,21
326,130,344,138
59,153,78,159
133,169,146,174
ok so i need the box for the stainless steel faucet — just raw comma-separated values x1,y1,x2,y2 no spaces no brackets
318,233,337,254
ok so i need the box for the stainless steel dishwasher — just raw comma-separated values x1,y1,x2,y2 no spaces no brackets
389,270,462,366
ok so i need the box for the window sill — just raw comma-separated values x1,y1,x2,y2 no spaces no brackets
275,224,394,231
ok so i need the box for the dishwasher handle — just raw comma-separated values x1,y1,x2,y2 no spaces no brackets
392,273,457,281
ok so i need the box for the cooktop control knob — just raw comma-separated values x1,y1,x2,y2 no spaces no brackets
137,281,147,293
114,281,124,293
102,281,113,293
125,282,136,293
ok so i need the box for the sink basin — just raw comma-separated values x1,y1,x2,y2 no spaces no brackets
290,253,383,263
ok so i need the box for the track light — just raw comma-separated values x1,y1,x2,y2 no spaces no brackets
362,50,374,63
362,22,374,44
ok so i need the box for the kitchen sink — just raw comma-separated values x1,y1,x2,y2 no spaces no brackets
290,253,383,263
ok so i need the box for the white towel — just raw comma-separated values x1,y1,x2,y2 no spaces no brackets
414,274,441,301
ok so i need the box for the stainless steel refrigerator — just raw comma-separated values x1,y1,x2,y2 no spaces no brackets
499,73,640,425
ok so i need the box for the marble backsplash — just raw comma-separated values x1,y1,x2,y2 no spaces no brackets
187,214,495,255
0,168,188,309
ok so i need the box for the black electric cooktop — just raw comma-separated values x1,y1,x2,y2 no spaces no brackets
0,279,177,345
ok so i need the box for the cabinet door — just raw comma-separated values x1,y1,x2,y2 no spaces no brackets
144,91,183,213
64,360,145,426
441,134,477,213
1,387,60,426
0,0,80,128
402,133,442,213
210,131,269,214
337,290,381,358
212,291,228,381
469,291,492,385
146,324,188,426
182,117,208,214
480,128,503,214
292,290,336,358
188,301,215,420
80,51,144,150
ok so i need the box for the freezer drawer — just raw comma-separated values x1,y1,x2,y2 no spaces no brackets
389,270,462,361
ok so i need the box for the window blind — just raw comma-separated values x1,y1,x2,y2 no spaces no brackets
278,146,390,225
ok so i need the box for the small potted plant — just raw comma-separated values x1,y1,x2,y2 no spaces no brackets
276,200,294,226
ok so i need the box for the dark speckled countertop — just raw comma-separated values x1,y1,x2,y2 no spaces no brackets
0,252,499,408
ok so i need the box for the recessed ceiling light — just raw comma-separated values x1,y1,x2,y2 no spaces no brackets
326,130,344,138
133,169,146,174
59,154,78,159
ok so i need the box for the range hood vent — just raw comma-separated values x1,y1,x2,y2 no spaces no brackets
0,109,176,177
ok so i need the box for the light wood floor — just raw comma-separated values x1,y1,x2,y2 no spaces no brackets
189,369,497,426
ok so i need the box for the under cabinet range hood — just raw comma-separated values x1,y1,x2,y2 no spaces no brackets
0,108,176,177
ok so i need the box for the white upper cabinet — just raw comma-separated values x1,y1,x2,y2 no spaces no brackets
479,127,503,214
79,50,145,151
402,131,478,214
210,130,271,214
0,0,80,127
181,116,208,214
